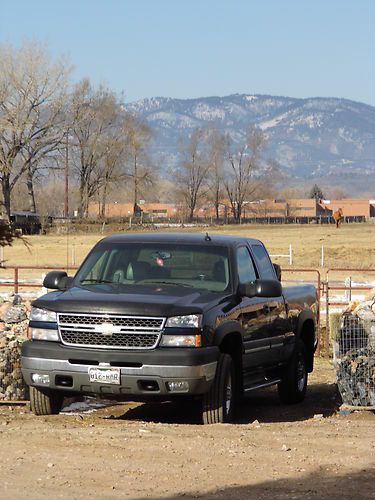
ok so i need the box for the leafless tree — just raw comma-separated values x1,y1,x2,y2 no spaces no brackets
224,127,269,223
70,80,121,217
176,128,212,221
206,129,228,220
0,41,71,217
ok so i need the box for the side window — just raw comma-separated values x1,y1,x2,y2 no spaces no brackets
236,247,257,284
252,245,276,279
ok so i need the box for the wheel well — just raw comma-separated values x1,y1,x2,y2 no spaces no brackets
299,319,315,372
219,332,243,390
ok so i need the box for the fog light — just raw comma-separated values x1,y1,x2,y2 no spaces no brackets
31,373,50,385
167,381,189,392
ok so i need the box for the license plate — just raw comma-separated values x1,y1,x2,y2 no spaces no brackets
88,367,121,385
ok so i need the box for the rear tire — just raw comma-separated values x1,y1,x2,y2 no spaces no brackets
202,353,235,424
30,386,64,416
278,339,308,404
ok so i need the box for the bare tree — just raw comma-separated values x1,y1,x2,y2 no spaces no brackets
176,128,211,221
99,123,129,218
70,80,120,217
0,41,71,217
206,129,228,220
224,127,267,223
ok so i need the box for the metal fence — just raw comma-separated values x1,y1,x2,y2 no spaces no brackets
0,266,78,294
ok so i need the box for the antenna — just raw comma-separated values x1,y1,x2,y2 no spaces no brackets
205,232,212,242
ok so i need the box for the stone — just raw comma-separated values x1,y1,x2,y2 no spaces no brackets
3,307,27,324
0,303,11,321
12,294,22,306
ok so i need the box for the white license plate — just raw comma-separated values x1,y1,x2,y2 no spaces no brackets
88,367,121,385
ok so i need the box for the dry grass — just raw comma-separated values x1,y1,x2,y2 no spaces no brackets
1,222,374,281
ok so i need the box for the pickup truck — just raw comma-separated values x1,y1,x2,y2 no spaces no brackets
21,233,318,424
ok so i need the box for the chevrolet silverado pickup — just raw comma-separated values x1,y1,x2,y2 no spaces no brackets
21,233,318,423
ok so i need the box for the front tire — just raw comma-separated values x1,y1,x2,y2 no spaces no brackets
278,340,308,404
30,386,64,416
202,353,235,424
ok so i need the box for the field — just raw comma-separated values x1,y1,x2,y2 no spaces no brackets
2,222,375,272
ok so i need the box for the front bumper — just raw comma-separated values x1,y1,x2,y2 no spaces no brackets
21,341,219,397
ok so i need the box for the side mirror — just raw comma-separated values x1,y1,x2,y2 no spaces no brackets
238,279,282,298
43,271,72,290
273,263,282,281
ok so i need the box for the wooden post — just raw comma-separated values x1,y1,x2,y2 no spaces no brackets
14,268,19,294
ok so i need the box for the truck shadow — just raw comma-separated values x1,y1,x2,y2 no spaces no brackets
143,465,375,499
112,381,341,425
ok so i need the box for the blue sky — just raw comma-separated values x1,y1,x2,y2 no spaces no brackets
1,0,374,105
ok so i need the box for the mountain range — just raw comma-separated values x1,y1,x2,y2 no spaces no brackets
127,94,375,195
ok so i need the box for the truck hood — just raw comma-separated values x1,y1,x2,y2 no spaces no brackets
33,284,228,317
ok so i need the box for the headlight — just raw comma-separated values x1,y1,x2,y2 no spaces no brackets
29,328,59,341
165,314,201,328
160,334,201,347
30,307,57,322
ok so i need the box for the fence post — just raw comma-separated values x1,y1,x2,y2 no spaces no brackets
325,277,329,354
289,244,293,265
71,245,76,266
14,267,19,294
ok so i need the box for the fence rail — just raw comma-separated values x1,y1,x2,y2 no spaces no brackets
0,265,78,294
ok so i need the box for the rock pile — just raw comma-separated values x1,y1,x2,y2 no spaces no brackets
334,291,375,407
0,296,30,401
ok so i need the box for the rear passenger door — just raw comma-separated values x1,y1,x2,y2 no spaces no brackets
251,244,290,363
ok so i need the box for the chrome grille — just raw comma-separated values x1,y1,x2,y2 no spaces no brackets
57,313,165,349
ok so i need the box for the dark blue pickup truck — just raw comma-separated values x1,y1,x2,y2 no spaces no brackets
22,233,318,423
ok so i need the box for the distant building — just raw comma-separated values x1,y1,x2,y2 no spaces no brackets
88,202,177,219
88,198,375,220
318,199,372,217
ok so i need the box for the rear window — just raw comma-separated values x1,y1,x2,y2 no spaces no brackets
251,245,276,279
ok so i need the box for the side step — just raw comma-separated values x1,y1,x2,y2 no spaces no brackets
243,378,281,393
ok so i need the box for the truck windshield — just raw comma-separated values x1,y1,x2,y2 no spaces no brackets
75,243,231,293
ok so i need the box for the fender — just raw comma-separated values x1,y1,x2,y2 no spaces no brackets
213,320,244,348
295,309,316,340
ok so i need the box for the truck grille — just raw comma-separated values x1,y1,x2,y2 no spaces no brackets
57,313,165,350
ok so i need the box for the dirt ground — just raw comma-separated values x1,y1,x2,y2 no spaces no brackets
1,358,374,499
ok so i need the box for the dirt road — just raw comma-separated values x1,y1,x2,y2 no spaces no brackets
1,359,374,499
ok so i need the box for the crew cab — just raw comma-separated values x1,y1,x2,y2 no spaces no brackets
21,233,318,423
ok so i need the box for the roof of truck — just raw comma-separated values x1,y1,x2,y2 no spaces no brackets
99,232,262,246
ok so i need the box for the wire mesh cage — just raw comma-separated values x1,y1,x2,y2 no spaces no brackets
333,314,375,406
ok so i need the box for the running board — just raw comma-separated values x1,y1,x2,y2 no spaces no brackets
243,378,281,393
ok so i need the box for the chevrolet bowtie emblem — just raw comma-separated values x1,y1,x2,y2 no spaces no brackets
95,322,115,336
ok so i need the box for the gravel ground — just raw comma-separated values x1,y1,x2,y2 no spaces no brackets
0,358,374,500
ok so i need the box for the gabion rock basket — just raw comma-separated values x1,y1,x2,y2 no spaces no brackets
333,314,375,406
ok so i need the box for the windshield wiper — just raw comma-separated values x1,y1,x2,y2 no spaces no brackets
79,279,117,284
140,280,192,288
